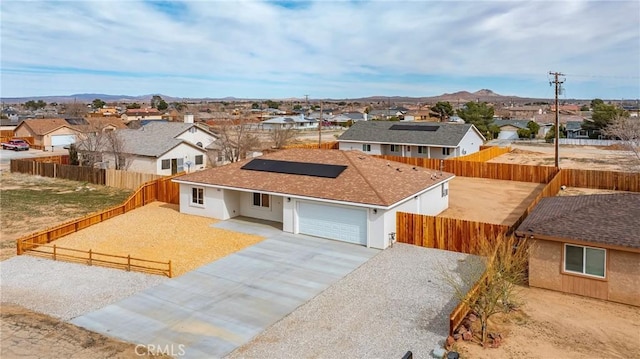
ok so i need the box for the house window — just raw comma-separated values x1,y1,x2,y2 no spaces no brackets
442,148,451,156
191,187,204,205
177,158,184,172
362,144,371,152
390,144,400,152
252,193,270,208
564,244,606,278
418,146,427,154
196,141,203,148
161,159,170,170
195,155,203,165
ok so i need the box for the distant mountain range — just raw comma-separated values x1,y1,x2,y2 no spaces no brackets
1,89,562,104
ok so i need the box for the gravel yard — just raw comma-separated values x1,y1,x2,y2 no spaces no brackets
228,243,477,359
35,202,264,277
0,256,168,320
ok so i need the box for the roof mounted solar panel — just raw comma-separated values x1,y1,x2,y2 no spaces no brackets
241,159,347,178
389,124,439,131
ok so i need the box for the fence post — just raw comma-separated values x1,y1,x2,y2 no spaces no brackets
127,255,131,271
88,249,92,266
16,240,22,255
168,260,172,278
53,244,57,260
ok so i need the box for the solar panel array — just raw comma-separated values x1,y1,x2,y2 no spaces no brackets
241,159,347,178
389,124,439,131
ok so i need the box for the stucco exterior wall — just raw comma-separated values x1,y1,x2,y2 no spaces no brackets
458,128,483,156
176,129,216,149
239,192,284,222
607,250,640,306
530,239,640,306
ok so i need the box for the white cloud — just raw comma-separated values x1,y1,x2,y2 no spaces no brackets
1,0,638,98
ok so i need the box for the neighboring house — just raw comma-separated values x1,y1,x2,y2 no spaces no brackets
566,121,592,139
78,126,208,175
173,148,454,249
327,112,367,127
261,115,318,130
516,194,640,307
14,117,126,149
0,117,21,131
140,116,218,150
338,121,485,159
493,119,530,140
121,108,163,123
405,109,432,121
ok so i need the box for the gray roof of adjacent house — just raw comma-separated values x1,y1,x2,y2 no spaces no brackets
493,119,530,129
115,128,207,157
140,121,216,138
515,193,640,250
261,116,317,124
338,121,484,147
565,121,584,131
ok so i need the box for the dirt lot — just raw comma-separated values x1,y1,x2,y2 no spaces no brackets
489,143,638,172
455,286,640,359
35,202,264,277
0,304,168,359
0,172,133,260
438,177,545,225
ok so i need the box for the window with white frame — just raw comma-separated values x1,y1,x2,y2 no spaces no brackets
362,144,371,152
195,155,203,165
253,193,270,208
390,144,400,152
161,159,170,170
442,147,451,156
418,146,427,154
191,187,204,205
564,244,606,278
177,158,184,172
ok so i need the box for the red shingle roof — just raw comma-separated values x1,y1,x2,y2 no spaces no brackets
174,149,454,207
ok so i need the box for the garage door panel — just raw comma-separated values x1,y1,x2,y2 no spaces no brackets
298,202,367,245
51,135,77,146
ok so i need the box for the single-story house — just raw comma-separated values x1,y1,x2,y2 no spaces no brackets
327,112,368,127
566,121,593,139
260,115,318,130
516,193,640,306
14,117,126,149
338,121,485,159
493,119,530,140
121,108,163,123
173,148,454,249
140,117,218,150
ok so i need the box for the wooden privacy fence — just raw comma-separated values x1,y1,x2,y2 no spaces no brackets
449,272,488,336
11,159,105,184
452,146,511,162
105,168,165,190
32,155,70,164
26,244,172,277
560,168,640,192
375,155,558,183
395,213,511,254
285,141,339,150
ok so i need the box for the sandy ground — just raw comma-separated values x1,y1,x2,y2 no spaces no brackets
438,177,545,225
0,304,170,359
455,286,640,359
32,202,264,277
489,143,638,172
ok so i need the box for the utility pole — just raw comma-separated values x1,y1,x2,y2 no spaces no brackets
304,94,309,110
318,101,323,148
549,71,565,168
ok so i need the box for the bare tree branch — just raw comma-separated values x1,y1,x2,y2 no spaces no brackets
603,115,640,168
270,126,297,149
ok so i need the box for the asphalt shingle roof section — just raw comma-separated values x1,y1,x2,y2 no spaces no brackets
174,149,454,207
116,127,204,157
516,193,640,250
337,121,479,147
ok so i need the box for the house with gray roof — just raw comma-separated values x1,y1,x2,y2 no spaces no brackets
260,114,318,130
493,119,530,140
337,121,485,159
516,193,640,306
77,119,212,175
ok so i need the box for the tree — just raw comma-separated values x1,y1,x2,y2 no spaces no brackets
171,102,187,112
293,104,302,111
251,102,260,110
212,121,261,163
104,130,132,170
430,101,454,122
126,103,141,109
518,121,540,139
92,99,106,109
443,235,530,346
270,126,297,149
68,143,80,165
156,99,168,111
580,104,590,112
583,102,627,133
150,95,164,109
545,124,566,142
24,100,46,110
590,98,605,109
63,101,88,117
527,120,540,136
457,102,495,137
265,100,280,109
603,115,640,168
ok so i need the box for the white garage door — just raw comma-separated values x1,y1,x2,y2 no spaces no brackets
498,130,518,140
51,135,76,147
298,202,367,245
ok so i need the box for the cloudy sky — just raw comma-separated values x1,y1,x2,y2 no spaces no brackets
1,0,639,100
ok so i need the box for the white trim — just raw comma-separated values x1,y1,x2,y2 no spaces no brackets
190,187,205,208
563,243,606,279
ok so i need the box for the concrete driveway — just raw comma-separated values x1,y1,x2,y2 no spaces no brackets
71,218,379,358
